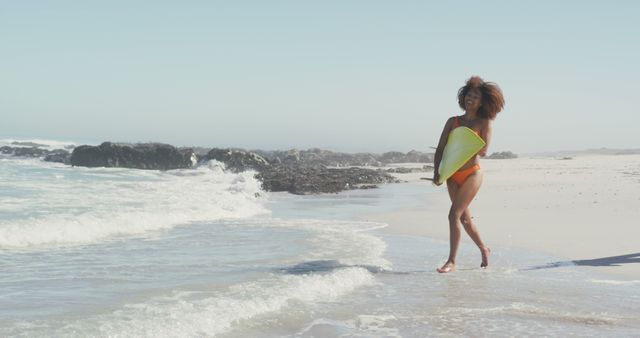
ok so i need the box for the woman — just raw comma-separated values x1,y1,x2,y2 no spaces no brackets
433,76,505,273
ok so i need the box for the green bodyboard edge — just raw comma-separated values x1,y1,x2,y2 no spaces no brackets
437,127,486,185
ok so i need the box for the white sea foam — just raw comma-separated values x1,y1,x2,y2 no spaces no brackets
590,279,640,285
227,218,391,270
297,315,402,338
0,160,269,249
0,138,79,150
49,268,375,337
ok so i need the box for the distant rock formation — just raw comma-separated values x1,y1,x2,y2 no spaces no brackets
257,165,398,195
70,142,196,170
44,149,72,164
200,148,270,173
0,146,72,164
1,146,49,157
378,150,432,164
486,151,518,159
40,142,431,194
198,147,398,194
253,148,433,167
385,165,433,174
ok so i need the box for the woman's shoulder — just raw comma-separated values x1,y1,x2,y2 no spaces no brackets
446,115,460,124
478,117,492,133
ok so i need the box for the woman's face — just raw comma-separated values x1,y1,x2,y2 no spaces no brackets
465,88,483,112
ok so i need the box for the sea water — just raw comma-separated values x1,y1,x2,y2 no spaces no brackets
1,143,638,337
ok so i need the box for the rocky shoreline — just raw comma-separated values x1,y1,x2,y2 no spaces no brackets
1,142,436,195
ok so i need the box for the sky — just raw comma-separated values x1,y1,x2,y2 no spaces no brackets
1,1,639,153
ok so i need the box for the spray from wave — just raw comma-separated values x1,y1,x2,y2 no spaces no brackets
0,160,270,249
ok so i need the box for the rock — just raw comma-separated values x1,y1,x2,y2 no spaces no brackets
200,148,270,173
257,165,398,195
253,148,433,167
0,146,13,155
0,146,73,164
1,146,49,157
486,151,518,159
254,148,381,167
197,148,398,194
385,165,434,174
404,150,434,163
70,142,196,170
43,149,71,164
4,141,431,194
385,167,414,173
378,151,406,164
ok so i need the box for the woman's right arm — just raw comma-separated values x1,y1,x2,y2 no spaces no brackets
432,117,453,185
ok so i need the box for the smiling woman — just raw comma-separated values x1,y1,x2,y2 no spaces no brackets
432,76,505,273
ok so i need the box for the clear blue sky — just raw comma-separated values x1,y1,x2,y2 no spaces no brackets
2,1,639,153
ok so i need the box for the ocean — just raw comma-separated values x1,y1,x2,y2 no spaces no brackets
1,140,639,337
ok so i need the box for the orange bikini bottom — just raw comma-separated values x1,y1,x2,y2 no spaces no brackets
449,164,481,185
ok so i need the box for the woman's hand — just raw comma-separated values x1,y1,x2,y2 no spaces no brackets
433,172,443,186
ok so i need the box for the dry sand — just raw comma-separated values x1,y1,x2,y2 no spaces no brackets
359,154,640,279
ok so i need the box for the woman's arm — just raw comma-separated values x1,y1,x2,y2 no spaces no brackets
433,117,454,185
478,119,492,157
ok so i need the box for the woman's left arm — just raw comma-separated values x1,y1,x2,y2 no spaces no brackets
478,120,492,157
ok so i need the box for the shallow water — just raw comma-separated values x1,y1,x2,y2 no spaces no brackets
1,155,638,337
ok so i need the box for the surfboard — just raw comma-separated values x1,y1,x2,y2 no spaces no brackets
437,127,486,185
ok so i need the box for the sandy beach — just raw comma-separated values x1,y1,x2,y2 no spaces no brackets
359,154,640,279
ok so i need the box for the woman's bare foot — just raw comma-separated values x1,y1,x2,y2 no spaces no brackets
437,261,455,273
480,246,491,268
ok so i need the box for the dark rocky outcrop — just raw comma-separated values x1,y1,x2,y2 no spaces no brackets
257,165,399,195
253,148,433,167
198,147,398,194
386,167,420,174
403,150,434,163
200,148,270,173
486,151,518,159
253,148,381,167
70,142,196,170
1,146,50,157
63,142,429,194
183,146,215,157
43,149,72,164
0,146,72,164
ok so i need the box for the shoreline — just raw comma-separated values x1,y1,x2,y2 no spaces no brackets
357,155,640,280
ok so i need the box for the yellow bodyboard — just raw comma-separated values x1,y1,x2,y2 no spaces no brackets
437,127,485,185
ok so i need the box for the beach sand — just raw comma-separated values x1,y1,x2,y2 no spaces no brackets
359,154,640,279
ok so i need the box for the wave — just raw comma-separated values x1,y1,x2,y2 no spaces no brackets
48,268,375,337
0,161,270,249
3,216,390,337
227,218,391,270
0,137,79,150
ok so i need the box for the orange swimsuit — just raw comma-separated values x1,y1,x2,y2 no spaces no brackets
449,117,482,185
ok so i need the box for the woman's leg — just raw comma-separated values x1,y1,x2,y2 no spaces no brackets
437,172,484,273
446,181,490,266
439,181,461,273
460,209,491,268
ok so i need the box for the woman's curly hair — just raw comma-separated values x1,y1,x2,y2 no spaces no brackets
457,76,505,120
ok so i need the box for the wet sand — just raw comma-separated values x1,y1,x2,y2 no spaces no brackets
359,154,640,279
